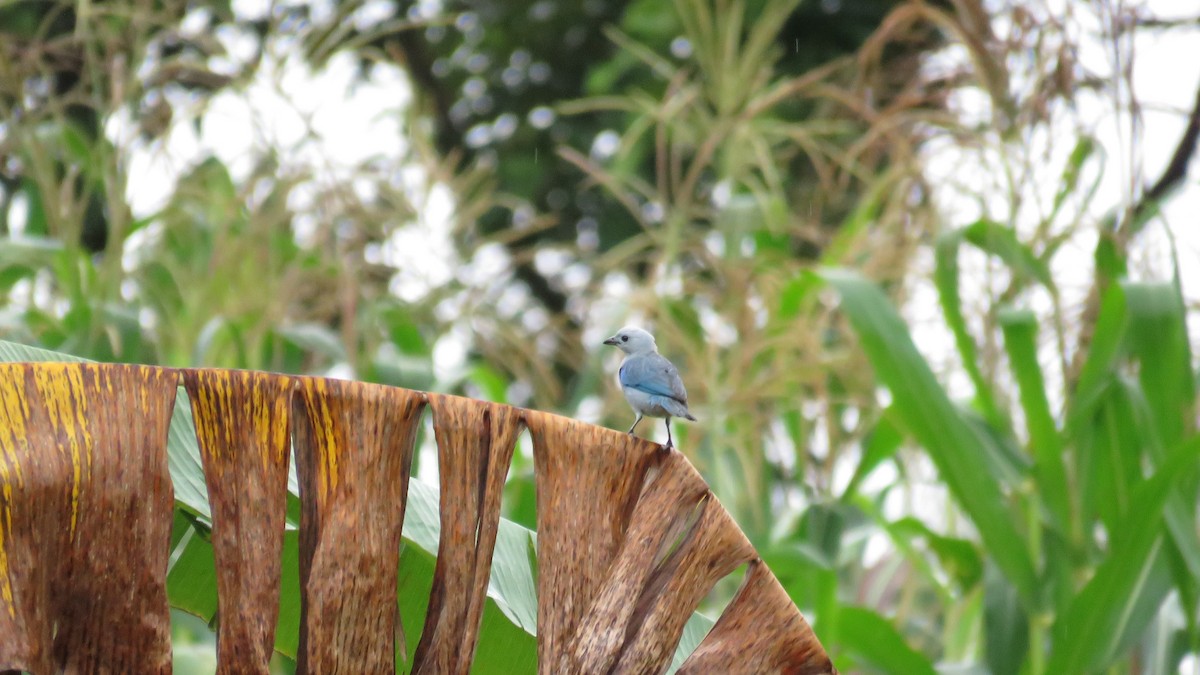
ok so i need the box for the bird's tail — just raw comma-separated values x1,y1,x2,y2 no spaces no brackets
658,396,697,422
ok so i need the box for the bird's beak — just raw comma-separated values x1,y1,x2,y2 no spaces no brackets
603,336,618,346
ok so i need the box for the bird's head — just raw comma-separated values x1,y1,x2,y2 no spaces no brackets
603,326,658,355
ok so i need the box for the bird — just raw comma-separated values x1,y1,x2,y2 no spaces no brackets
603,326,696,449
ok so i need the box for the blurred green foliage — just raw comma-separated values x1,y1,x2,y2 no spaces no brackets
3,0,1199,672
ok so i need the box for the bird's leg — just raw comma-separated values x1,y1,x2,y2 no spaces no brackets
664,418,674,449
627,414,643,435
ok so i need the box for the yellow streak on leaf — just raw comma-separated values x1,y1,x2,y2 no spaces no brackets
193,374,226,471
254,374,292,471
0,483,12,618
33,365,92,537
0,367,29,619
0,369,30,486
311,378,340,502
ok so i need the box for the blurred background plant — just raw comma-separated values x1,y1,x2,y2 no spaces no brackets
2,0,1199,671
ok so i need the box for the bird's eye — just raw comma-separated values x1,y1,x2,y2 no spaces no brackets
621,335,629,342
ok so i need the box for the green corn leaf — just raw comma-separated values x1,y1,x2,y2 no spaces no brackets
998,308,1072,535
842,406,903,499
934,219,1055,437
1048,136,1098,224
1079,377,1147,533
933,224,1005,432
1123,281,1200,616
1123,282,1195,452
816,268,1038,609
984,567,1030,675
1046,436,1200,673
835,606,937,675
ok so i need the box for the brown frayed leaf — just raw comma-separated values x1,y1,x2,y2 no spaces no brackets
563,451,710,672
412,394,523,674
525,410,664,669
291,377,425,672
609,484,757,673
184,368,294,672
678,560,836,674
0,362,834,672
0,363,175,673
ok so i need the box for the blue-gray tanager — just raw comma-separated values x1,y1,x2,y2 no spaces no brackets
603,326,696,448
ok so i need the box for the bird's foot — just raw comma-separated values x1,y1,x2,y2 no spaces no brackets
663,440,674,450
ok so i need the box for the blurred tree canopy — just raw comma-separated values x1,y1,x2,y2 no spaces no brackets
4,0,1200,672
385,0,929,289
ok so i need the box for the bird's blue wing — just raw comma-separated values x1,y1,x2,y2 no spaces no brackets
620,354,687,402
